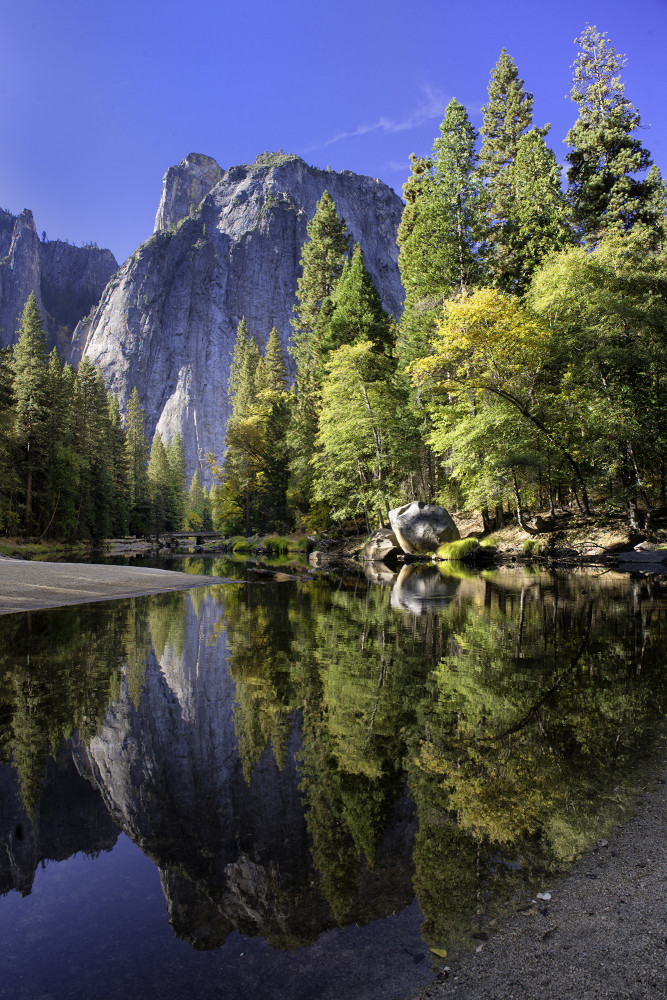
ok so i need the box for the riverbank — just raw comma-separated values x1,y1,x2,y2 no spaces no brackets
0,559,234,614
411,747,667,1000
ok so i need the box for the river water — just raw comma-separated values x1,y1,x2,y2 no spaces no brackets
1,560,666,999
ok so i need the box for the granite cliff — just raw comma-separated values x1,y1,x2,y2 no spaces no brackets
74,152,405,485
0,207,117,355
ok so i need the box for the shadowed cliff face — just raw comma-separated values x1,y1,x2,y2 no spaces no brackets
0,208,117,355
0,746,119,898
75,153,405,485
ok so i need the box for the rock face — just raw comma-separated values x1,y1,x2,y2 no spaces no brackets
154,152,225,232
0,207,117,355
74,152,405,485
388,501,460,554
0,746,118,898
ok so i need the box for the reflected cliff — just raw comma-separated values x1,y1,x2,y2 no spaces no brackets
1,567,666,966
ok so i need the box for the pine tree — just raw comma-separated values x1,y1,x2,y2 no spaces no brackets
186,470,207,529
107,394,130,536
291,190,350,360
0,347,18,533
147,431,172,536
229,318,261,417
395,102,486,506
316,244,394,362
566,25,659,241
124,387,150,534
478,51,560,289
73,359,114,539
500,130,573,294
166,432,187,529
397,99,486,305
41,349,79,538
479,49,535,187
11,294,49,534
263,326,289,391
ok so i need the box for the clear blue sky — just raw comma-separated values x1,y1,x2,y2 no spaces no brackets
2,0,665,264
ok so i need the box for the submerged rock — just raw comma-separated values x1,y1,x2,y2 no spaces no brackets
388,501,460,554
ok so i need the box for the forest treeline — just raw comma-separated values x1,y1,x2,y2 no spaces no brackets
1,25,666,541
217,25,667,537
0,295,211,539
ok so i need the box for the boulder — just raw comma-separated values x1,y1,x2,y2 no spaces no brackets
388,501,460,554
362,528,402,566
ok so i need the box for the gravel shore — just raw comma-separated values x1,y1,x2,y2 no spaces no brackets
412,753,667,1000
0,558,233,614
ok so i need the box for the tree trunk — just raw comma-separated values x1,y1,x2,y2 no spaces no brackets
512,469,536,534
25,460,33,536
481,507,491,533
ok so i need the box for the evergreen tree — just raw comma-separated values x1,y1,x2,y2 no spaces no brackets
229,318,261,417
124,387,150,534
396,102,486,508
566,25,659,241
11,294,50,534
42,350,79,538
0,347,18,533
312,342,402,526
479,49,535,188
147,431,172,536
186,470,208,529
107,394,130,536
262,326,290,391
166,432,187,529
316,244,394,362
291,190,350,361
500,130,573,294
397,99,486,306
479,50,542,287
288,192,350,521
73,359,114,539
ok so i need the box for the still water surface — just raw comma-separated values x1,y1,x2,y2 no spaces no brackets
1,561,666,999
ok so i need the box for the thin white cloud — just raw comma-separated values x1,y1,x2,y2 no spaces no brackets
308,84,451,151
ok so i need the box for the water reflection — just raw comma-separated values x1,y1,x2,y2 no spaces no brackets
0,568,666,988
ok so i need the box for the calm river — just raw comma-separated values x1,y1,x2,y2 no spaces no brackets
1,560,666,999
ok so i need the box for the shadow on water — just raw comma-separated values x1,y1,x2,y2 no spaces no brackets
0,566,666,998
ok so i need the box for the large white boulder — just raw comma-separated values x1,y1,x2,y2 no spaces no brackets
388,501,459,554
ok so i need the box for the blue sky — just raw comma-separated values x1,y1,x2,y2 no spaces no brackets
2,0,665,264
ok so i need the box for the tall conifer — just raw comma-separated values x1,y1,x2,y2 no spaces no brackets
566,25,658,241
11,294,49,534
124,387,150,534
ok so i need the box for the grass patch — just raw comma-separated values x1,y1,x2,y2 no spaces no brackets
436,538,480,562
262,534,312,554
523,538,542,556
479,538,497,552
0,538,93,560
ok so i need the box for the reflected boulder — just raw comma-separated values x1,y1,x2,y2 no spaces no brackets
363,561,399,587
363,528,402,567
388,502,459,554
390,565,457,614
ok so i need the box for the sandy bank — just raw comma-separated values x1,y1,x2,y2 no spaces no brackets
0,558,234,614
412,753,667,1000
